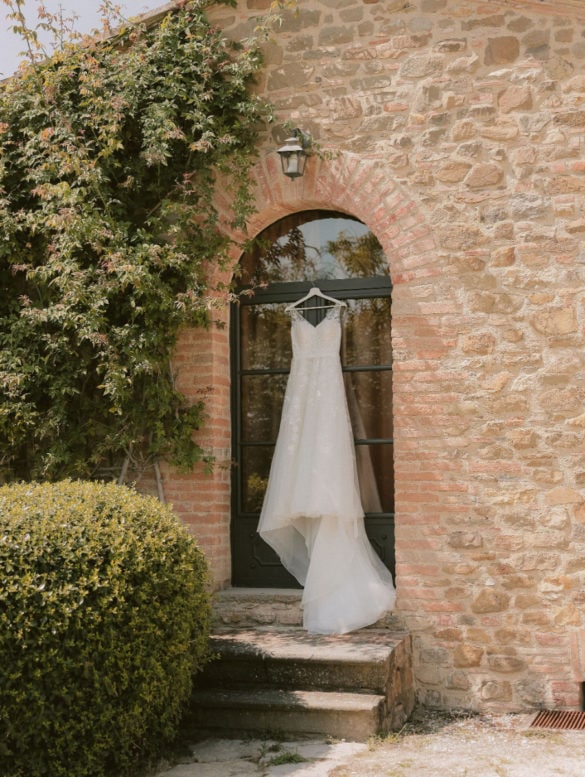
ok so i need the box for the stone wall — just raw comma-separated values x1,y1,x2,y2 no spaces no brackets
168,0,585,713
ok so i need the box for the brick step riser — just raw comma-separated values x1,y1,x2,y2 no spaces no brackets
200,656,391,694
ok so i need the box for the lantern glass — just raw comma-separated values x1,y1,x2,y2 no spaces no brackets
281,151,305,178
277,131,310,179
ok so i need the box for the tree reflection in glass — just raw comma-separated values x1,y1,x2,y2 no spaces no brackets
240,211,389,286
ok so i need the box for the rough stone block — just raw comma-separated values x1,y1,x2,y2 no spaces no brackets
487,655,526,673
531,307,578,335
465,162,504,189
471,590,510,614
485,36,520,64
454,643,484,668
480,680,512,701
499,84,532,113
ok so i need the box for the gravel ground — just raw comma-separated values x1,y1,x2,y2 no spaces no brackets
330,709,585,777
153,709,585,777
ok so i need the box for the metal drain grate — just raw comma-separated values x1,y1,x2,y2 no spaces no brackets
530,710,585,731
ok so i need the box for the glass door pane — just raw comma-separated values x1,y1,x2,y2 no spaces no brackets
241,304,291,371
342,297,392,367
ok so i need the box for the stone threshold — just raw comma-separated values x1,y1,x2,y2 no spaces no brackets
212,587,404,631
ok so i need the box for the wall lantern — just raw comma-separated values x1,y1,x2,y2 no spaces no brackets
277,128,312,179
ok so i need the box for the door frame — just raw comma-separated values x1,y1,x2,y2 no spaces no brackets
230,275,394,587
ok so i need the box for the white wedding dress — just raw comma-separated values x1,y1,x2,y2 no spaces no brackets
258,306,396,634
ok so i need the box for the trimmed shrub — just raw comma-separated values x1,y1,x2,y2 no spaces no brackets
0,480,212,777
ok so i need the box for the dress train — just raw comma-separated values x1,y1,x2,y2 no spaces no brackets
258,306,395,634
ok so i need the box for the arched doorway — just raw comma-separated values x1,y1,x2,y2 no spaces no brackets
231,210,394,587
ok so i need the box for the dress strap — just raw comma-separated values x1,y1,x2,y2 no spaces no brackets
287,305,343,323
288,308,305,322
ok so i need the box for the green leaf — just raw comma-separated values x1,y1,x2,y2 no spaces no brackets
0,0,273,481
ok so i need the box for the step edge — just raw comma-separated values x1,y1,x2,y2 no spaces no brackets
191,687,386,712
209,628,411,651
207,647,398,665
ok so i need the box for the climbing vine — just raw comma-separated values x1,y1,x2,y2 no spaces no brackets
0,0,274,482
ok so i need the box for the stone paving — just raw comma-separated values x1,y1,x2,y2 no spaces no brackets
151,712,585,777
152,737,367,777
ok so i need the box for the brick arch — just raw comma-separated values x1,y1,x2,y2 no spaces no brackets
221,150,437,284
167,150,437,590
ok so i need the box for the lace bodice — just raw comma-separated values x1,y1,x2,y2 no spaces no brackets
288,306,343,359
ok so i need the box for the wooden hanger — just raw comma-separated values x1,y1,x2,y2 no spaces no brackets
285,286,347,312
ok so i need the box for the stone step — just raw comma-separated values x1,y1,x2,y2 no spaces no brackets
190,625,415,740
202,626,409,694
188,686,387,742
